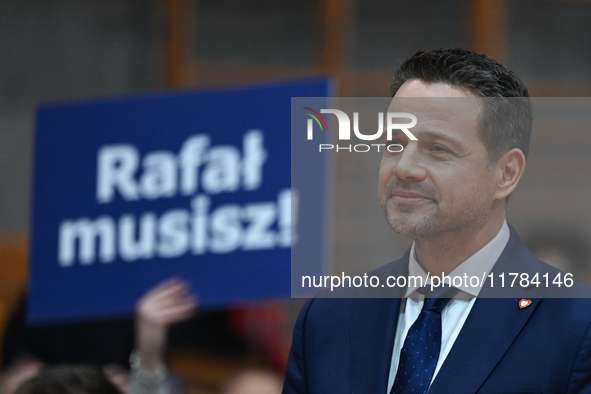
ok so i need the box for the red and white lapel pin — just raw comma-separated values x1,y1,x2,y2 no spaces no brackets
519,299,532,309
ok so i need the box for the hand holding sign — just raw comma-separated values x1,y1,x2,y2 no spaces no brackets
134,278,197,373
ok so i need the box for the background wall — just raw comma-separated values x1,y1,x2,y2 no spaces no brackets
0,0,162,234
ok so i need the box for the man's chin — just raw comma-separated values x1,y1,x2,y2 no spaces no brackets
385,212,437,239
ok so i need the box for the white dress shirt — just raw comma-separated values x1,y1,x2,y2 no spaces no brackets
386,221,510,393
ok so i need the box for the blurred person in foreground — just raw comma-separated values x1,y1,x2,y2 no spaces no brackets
220,369,282,394
124,280,285,394
1,278,197,394
2,277,289,394
283,48,591,394
14,365,121,394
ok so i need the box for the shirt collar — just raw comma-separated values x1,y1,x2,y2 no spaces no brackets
405,220,510,298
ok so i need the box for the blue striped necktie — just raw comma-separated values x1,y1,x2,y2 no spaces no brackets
390,285,459,394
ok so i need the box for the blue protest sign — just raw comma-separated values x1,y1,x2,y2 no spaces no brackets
29,78,330,324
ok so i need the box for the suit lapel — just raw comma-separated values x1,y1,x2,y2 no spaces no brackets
429,226,543,394
428,297,539,394
350,297,401,394
350,256,408,394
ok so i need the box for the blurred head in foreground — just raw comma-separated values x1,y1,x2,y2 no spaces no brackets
15,365,121,394
221,368,282,394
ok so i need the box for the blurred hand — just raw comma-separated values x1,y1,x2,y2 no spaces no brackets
137,278,197,327
135,278,197,371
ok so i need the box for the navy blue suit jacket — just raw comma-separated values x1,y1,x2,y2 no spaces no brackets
283,227,591,393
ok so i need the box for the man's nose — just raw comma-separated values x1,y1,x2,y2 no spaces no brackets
392,142,427,181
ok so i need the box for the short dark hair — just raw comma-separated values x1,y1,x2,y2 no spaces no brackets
390,48,533,164
15,365,122,394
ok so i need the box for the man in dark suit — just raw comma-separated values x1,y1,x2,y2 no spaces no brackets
283,48,591,394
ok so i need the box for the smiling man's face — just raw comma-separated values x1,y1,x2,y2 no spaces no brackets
379,79,498,240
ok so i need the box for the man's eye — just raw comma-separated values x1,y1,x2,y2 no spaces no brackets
430,144,449,153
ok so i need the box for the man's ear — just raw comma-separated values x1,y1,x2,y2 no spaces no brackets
494,148,526,200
